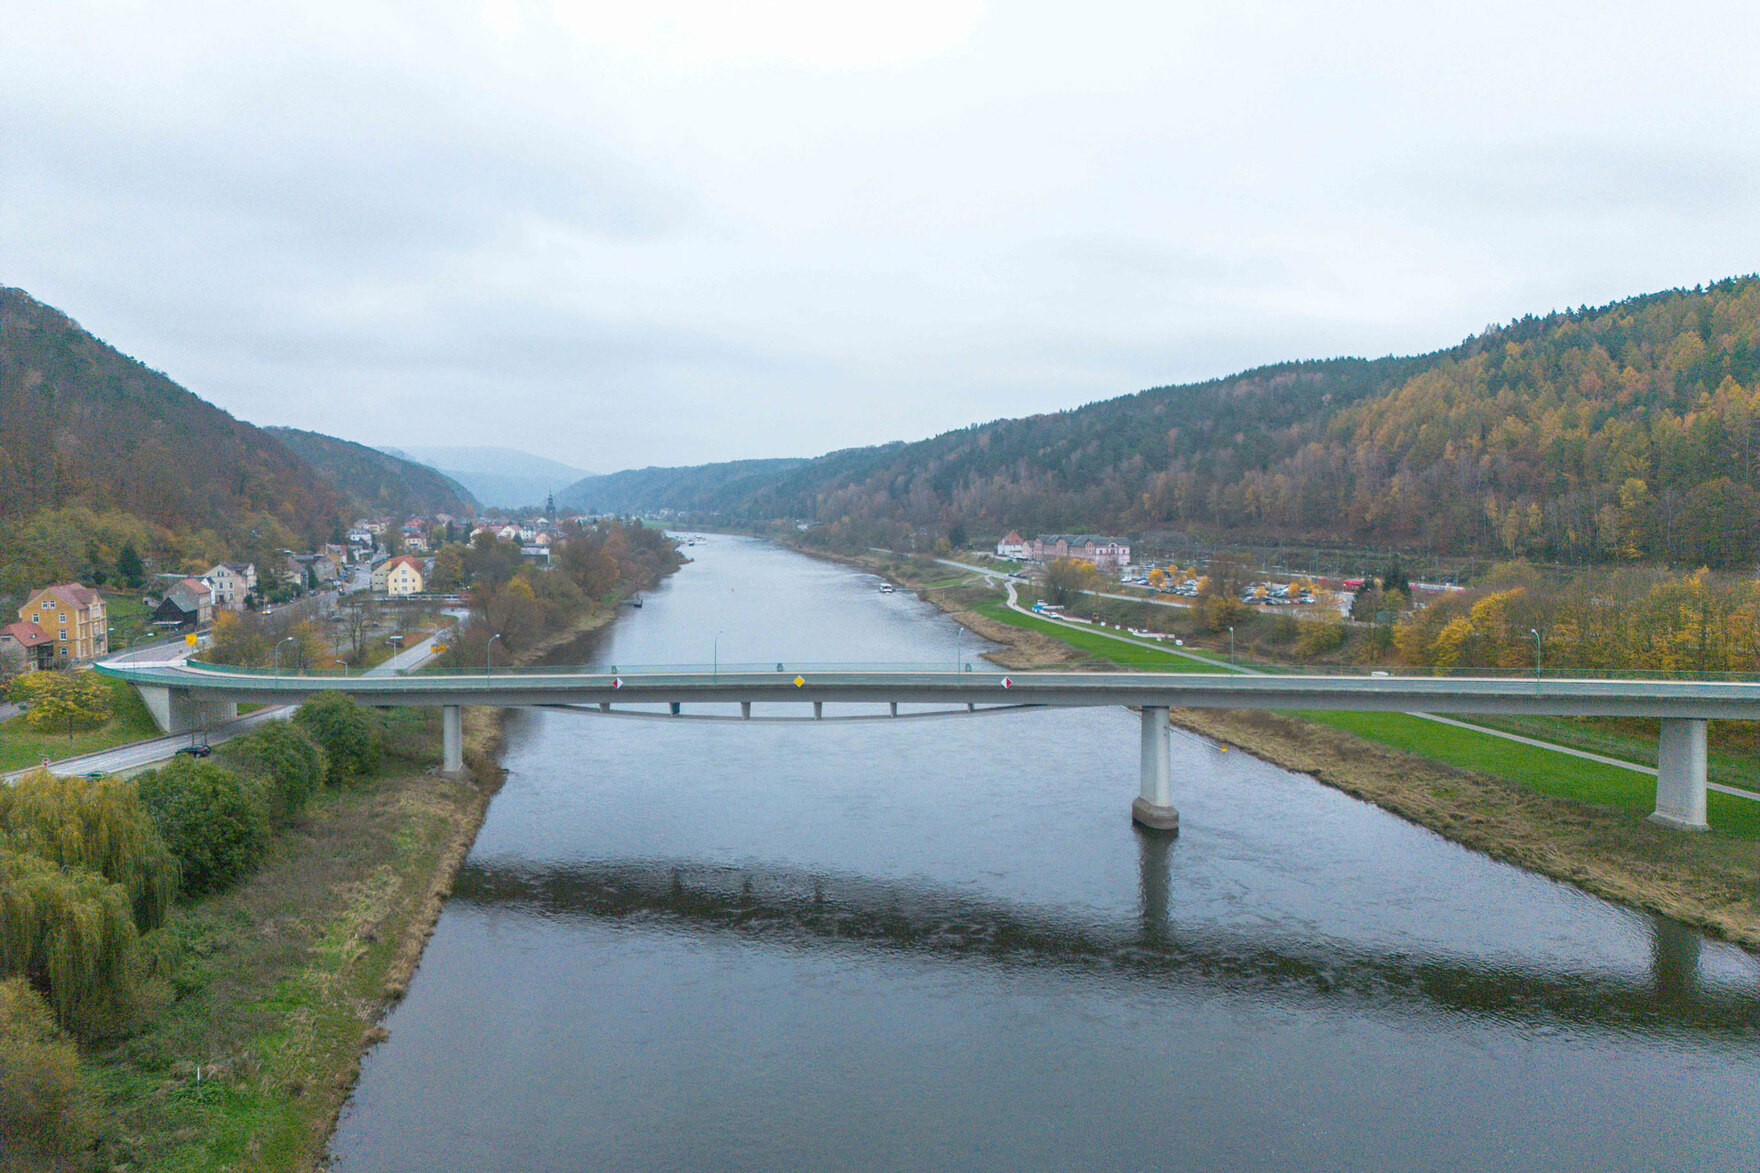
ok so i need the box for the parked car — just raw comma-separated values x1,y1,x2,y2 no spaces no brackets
175,743,212,758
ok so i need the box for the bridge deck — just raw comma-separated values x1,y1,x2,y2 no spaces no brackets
95,659,1760,720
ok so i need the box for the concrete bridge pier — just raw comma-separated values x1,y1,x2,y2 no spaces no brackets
136,684,237,736
1650,718,1709,830
1131,706,1179,833
441,705,465,778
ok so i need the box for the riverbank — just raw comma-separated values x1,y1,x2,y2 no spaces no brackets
807,543,1760,951
76,578,655,1170
85,710,496,1171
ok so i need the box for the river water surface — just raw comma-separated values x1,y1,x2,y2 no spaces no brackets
330,536,1760,1171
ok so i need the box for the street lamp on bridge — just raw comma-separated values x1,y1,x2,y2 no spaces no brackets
486,632,503,677
274,636,296,680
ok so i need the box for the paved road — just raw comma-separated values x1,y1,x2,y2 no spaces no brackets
2,706,296,783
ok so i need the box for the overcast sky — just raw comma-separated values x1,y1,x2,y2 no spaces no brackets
4,2,1757,473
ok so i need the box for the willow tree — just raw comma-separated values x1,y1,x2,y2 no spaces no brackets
0,770,178,931
0,848,139,1038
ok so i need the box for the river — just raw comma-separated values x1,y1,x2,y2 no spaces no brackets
329,536,1760,1171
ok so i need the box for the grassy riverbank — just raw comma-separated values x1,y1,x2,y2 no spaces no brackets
819,546,1760,949
80,708,500,1171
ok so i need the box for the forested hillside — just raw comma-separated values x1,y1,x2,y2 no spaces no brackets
269,428,478,519
564,277,1760,567
0,287,345,593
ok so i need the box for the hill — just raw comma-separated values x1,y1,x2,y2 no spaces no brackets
380,445,590,509
559,277,1760,567
268,428,478,519
558,458,809,516
0,287,345,592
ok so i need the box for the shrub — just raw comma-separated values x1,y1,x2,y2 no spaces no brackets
5,672,112,733
0,770,178,931
0,977,95,1168
219,722,328,825
1295,619,1350,658
293,693,381,785
133,759,269,897
0,849,140,1039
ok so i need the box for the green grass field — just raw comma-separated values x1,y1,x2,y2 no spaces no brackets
0,675,162,771
970,600,1222,672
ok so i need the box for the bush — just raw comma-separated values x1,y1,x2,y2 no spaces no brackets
0,849,141,1039
134,759,269,897
1295,619,1350,658
0,770,178,931
0,977,95,1168
293,693,381,785
219,722,328,825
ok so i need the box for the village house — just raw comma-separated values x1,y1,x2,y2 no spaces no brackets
995,531,1030,559
1030,534,1132,574
16,582,109,665
0,620,54,672
200,563,257,611
372,555,426,598
153,578,214,632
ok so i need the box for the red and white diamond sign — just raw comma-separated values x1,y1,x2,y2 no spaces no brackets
611,677,623,689
1001,677,1013,689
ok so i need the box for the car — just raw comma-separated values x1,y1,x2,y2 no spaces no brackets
175,743,213,758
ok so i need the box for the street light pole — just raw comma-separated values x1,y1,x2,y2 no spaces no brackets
274,636,296,680
486,632,502,677
713,629,725,677
1229,625,1236,666
1530,628,1542,677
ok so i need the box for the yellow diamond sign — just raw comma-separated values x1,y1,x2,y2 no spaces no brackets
793,675,806,687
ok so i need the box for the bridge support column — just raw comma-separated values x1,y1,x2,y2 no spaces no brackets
741,701,752,719
1650,718,1709,830
135,685,236,735
1131,706,1179,833
813,701,823,719
441,705,465,778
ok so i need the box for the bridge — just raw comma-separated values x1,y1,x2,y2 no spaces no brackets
95,658,1760,833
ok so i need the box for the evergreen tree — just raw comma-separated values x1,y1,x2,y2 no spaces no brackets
116,542,145,587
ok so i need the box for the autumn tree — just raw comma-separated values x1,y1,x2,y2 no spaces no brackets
6,672,113,733
1044,558,1098,607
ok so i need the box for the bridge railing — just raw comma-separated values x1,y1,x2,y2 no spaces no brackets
160,656,1760,683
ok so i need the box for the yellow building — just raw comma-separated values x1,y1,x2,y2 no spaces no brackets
18,583,108,665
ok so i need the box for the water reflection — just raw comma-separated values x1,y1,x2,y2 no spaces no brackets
332,537,1760,1173
451,856,1758,1038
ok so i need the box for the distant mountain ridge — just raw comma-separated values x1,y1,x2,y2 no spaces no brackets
558,458,809,515
379,445,590,509
267,428,479,519
556,276,1760,568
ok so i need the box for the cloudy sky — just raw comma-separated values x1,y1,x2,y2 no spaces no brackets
3,2,1757,473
